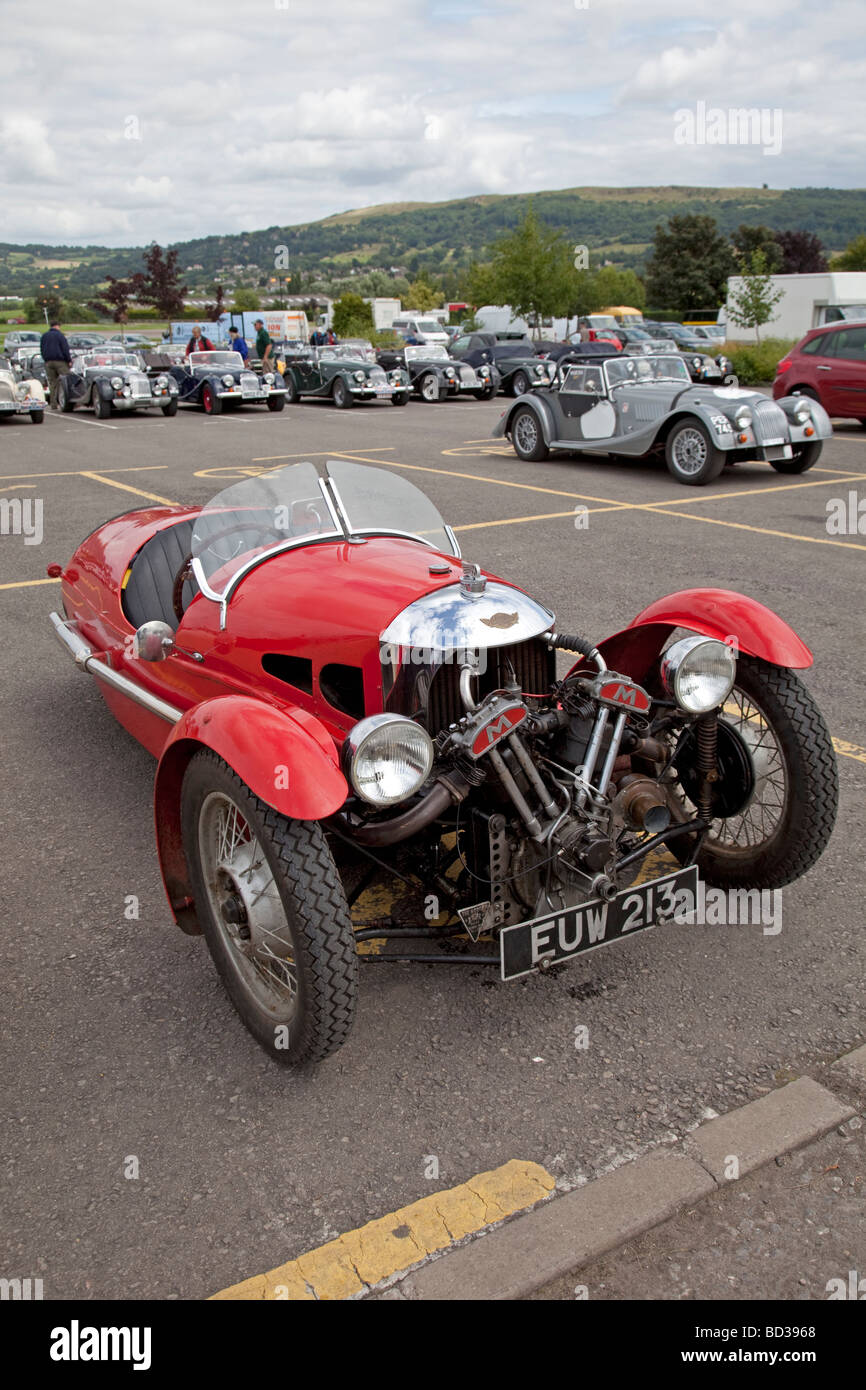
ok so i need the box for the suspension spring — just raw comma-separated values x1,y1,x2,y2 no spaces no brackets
696,712,719,821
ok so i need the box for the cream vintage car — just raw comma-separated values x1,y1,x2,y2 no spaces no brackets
0,357,46,424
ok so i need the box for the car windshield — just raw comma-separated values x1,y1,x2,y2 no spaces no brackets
405,344,448,361
605,355,691,387
189,351,244,369
318,346,366,362
414,321,443,333
77,352,139,368
190,460,458,604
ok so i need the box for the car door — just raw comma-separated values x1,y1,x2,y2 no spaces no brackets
793,331,840,413
557,366,617,439
822,327,866,420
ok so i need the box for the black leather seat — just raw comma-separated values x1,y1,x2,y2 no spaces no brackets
122,520,198,631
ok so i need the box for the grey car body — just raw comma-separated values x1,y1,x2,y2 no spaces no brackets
493,353,832,485
58,350,180,417
449,333,554,395
376,344,495,401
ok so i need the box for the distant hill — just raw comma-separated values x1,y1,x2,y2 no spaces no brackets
1,186,863,298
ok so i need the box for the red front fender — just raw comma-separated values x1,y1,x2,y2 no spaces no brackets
154,696,348,934
585,588,813,684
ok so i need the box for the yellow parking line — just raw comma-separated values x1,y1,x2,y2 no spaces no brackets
330,451,639,508
835,738,866,764
0,466,169,482
209,1159,555,1300
250,448,395,463
639,505,866,551
652,473,866,507
0,576,60,591
80,472,179,506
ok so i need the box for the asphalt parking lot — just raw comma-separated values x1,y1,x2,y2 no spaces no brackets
2,395,865,1299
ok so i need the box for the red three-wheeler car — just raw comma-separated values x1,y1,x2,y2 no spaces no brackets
49,461,837,1065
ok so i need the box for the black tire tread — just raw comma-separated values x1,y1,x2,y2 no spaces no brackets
182,750,358,1064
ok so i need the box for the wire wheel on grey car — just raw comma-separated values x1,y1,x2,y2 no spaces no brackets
510,405,550,461
665,418,726,485
510,370,530,396
664,654,837,889
181,751,358,1065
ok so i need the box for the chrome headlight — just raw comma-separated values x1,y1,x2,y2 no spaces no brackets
445,367,455,378
343,714,434,807
354,370,366,383
264,372,275,384
660,636,737,714
222,373,235,387
793,399,812,423
110,376,123,389
734,405,753,429
693,356,702,369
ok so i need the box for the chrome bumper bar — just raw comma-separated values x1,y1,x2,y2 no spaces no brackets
49,613,182,724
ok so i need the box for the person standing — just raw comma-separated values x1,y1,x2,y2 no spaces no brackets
186,325,214,356
228,326,249,363
254,319,275,370
40,321,72,408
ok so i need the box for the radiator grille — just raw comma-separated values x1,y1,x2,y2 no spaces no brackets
426,639,555,735
751,398,788,443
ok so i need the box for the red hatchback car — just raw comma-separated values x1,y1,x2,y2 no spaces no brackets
773,321,866,425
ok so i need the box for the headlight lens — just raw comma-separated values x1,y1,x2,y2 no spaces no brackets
793,399,812,423
110,376,123,389
264,372,275,384
734,405,753,428
344,714,434,808
354,370,366,383
222,374,235,387
660,636,737,714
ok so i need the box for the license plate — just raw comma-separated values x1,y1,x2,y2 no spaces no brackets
765,443,793,459
242,388,259,399
374,384,391,393
499,864,698,981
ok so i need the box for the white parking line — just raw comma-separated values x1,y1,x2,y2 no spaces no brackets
46,411,118,431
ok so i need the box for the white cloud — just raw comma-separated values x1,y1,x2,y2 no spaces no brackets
0,1,862,246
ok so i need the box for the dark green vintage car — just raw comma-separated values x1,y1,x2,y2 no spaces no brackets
281,346,410,408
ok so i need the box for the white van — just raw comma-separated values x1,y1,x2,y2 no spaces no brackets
390,315,450,345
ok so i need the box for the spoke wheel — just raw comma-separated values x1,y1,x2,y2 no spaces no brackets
420,373,440,402
666,654,838,889
665,419,725,485
511,405,549,461
181,752,358,1064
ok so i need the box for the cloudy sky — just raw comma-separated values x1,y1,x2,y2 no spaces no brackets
2,0,863,247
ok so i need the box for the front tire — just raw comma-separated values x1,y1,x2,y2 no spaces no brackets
667,654,838,889
202,384,222,415
267,395,285,412
419,372,441,403
391,391,409,407
332,377,353,409
770,440,822,474
282,374,300,403
665,418,725,485
510,405,549,461
31,410,44,424
181,751,358,1065
161,399,178,417
510,370,530,397
92,386,111,419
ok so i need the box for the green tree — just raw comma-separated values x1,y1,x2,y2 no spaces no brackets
730,224,783,274
233,287,261,312
588,266,646,312
404,278,440,312
646,214,736,317
829,234,866,271
726,250,784,343
332,293,374,337
138,243,188,317
481,202,577,333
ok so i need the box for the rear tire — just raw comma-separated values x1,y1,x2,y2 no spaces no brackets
770,440,822,474
181,751,358,1066
510,405,549,461
665,418,725,485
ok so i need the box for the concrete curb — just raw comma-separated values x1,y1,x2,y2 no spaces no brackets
369,1063,859,1301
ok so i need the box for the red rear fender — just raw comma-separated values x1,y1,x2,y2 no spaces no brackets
577,588,812,684
154,696,347,934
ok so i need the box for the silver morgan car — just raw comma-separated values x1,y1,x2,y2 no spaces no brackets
58,350,180,418
493,353,832,485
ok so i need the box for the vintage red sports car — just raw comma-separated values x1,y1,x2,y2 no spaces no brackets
49,462,838,1065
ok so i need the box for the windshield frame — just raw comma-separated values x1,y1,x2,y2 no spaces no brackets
190,461,462,628
188,350,245,370
604,355,691,389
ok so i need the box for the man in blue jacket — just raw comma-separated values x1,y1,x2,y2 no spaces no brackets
40,322,72,408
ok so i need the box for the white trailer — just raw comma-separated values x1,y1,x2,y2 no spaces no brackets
724,272,866,343
363,297,402,330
